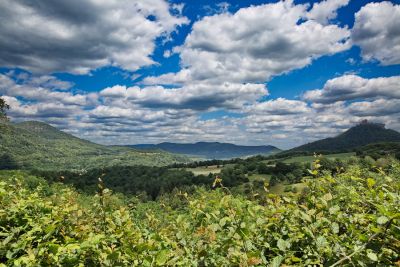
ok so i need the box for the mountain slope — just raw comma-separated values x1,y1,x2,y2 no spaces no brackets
290,122,400,153
354,142,400,159
0,121,189,170
130,142,281,159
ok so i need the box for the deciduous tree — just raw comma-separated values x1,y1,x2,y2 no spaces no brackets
0,96,9,121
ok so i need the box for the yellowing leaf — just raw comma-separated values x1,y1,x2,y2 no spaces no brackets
322,192,333,201
367,178,376,188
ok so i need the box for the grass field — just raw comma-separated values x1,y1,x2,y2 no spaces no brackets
186,165,223,175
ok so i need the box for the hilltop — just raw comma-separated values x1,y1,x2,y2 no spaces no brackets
0,121,189,170
130,142,280,159
289,122,400,153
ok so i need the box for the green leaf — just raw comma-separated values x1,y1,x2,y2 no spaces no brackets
316,236,328,248
367,252,378,262
377,216,388,225
269,255,283,267
300,211,312,222
329,205,340,215
156,249,169,266
277,239,289,251
291,256,301,263
331,222,339,234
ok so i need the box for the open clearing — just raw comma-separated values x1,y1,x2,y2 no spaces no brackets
186,165,223,175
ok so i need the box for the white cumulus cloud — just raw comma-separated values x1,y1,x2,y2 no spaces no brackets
307,0,349,25
303,75,400,103
0,0,188,74
352,1,400,65
144,0,350,85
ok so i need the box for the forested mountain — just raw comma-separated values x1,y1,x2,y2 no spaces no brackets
0,121,189,170
130,142,280,159
289,122,400,153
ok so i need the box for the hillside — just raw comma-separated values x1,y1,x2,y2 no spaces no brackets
130,142,281,159
289,122,400,153
0,121,189,170
354,142,400,159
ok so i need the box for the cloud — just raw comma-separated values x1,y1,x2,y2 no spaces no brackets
0,0,188,74
204,2,230,15
347,99,400,117
3,96,81,119
100,82,267,110
306,0,349,25
144,0,350,85
0,73,89,106
142,69,191,85
248,98,310,115
352,1,400,65
89,106,175,123
5,70,74,90
303,75,400,103
171,3,185,16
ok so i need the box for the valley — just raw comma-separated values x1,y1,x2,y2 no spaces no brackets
130,142,281,159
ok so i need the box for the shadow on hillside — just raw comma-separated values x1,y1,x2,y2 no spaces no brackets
0,154,19,170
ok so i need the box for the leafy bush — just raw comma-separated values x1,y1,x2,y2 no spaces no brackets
0,160,399,266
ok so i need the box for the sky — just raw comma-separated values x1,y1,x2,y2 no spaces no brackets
0,0,399,149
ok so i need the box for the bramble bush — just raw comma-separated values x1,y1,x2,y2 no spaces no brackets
0,160,399,266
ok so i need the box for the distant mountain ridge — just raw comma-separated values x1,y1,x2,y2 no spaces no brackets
0,121,189,170
130,142,281,159
289,122,400,153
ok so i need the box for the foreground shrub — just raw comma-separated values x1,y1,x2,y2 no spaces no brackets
0,161,399,266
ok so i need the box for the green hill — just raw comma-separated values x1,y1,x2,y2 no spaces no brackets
0,121,189,170
289,122,400,153
354,142,400,159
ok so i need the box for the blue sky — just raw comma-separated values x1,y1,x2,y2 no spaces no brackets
0,0,399,148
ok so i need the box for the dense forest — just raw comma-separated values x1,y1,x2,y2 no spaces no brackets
32,166,216,200
30,155,347,199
